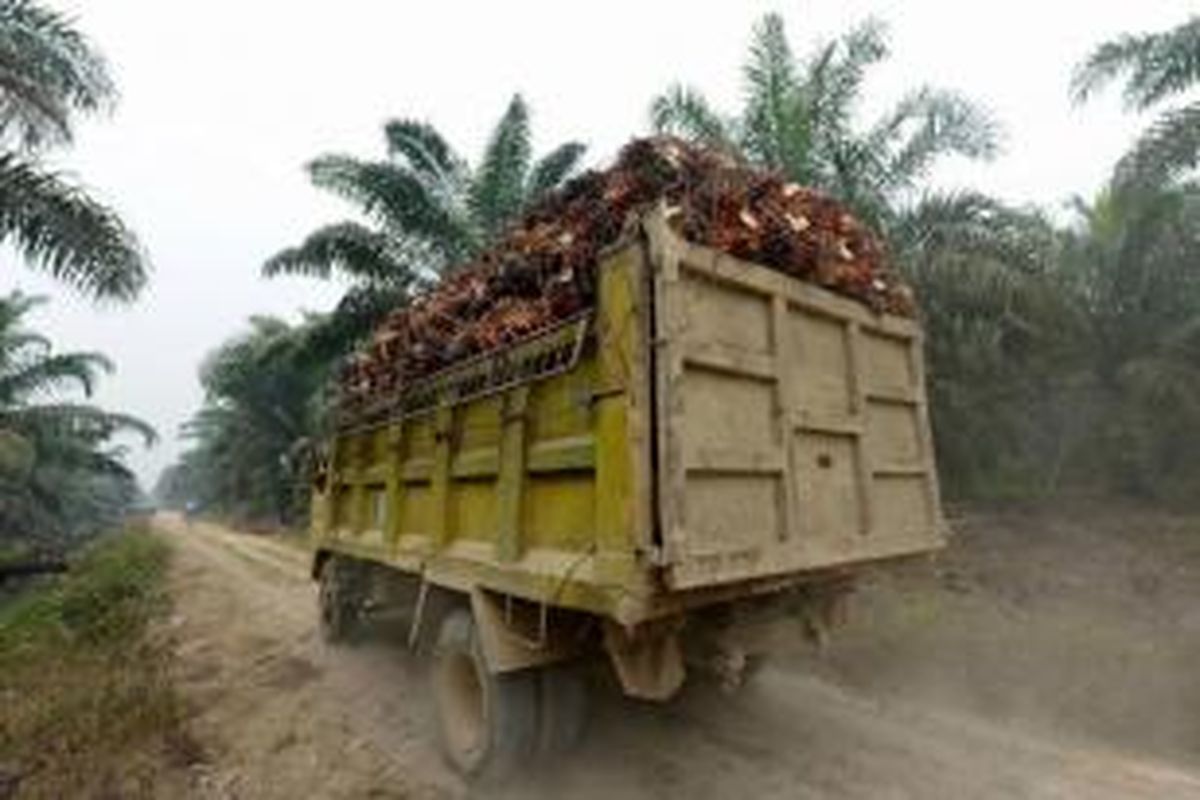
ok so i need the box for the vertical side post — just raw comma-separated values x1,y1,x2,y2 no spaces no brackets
351,434,367,535
430,406,454,550
771,295,798,542
644,212,687,571
385,420,407,549
845,322,874,537
496,387,530,562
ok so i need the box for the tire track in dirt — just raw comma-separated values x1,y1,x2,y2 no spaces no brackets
159,516,458,800
156,516,1200,799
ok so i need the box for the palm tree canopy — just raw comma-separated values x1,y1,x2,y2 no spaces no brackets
0,291,112,403
0,290,154,546
167,316,330,523
269,94,586,285
0,154,147,299
650,13,1083,499
0,0,115,151
1073,17,1200,188
1072,18,1200,110
263,93,586,359
0,1,147,300
650,13,999,225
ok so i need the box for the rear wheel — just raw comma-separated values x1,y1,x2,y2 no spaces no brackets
537,663,589,758
318,556,365,644
431,609,537,780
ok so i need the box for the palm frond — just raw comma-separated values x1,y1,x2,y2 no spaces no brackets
308,154,474,263
1113,101,1200,189
469,94,533,238
808,18,889,140
0,290,49,358
6,402,156,447
310,283,410,360
1072,18,1200,110
383,118,465,187
0,349,112,403
525,141,586,202
881,88,1001,190
895,192,1055,274
263,220,424,284
0,288,42,321
0,154,146,300
742,13,806,172
0,330,49,363
0,0,115,149
650,84,735,148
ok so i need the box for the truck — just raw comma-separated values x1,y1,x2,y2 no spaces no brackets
309,207,946,778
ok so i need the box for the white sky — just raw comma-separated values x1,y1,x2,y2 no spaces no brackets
6,0,1190,487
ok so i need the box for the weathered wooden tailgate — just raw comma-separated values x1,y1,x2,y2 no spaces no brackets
646,213,946,590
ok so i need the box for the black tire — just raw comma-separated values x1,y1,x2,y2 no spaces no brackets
318,556,365,644
431,609,538,780
537,663,589,758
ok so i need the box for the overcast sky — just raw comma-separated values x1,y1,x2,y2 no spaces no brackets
7,0,1190,488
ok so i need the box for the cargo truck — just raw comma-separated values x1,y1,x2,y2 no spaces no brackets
309,208,946,778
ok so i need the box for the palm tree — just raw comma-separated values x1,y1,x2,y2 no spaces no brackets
651,13,1061,498
1073,17,1200,188
171,316,329,524
0,0,146,300
1049,182,1200,495
651,15,999,231
0,292,154,545
892,195,1068,496
263,94,585,347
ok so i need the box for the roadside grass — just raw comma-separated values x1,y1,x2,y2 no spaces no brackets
0,524,192,799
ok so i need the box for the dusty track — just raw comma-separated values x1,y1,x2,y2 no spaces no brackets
158,515,1200,799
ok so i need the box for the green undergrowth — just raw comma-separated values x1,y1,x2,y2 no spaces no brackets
0,524,192,799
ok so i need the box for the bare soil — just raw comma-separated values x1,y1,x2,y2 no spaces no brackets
156,510,1200,799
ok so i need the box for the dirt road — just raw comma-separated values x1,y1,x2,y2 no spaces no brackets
159,515,1200,799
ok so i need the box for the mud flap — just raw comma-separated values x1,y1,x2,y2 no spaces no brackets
603,618,685,701
469,588,582,673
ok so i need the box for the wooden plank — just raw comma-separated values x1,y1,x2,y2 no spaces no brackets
527,435,595,473
362,463,392,483
451,447,501,479
495,387,529,562
672,236,920,339
682,342,776,381
685,446,785,475
794,417,866,437
644,213,688,570
594,243,655,587
401,457,434,482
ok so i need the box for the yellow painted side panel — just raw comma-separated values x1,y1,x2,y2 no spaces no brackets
521,474,596,552
399,482,435,538
313,242,653,621
448,479,499,544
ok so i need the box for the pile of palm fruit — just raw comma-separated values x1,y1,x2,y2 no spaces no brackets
338,136,913,408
